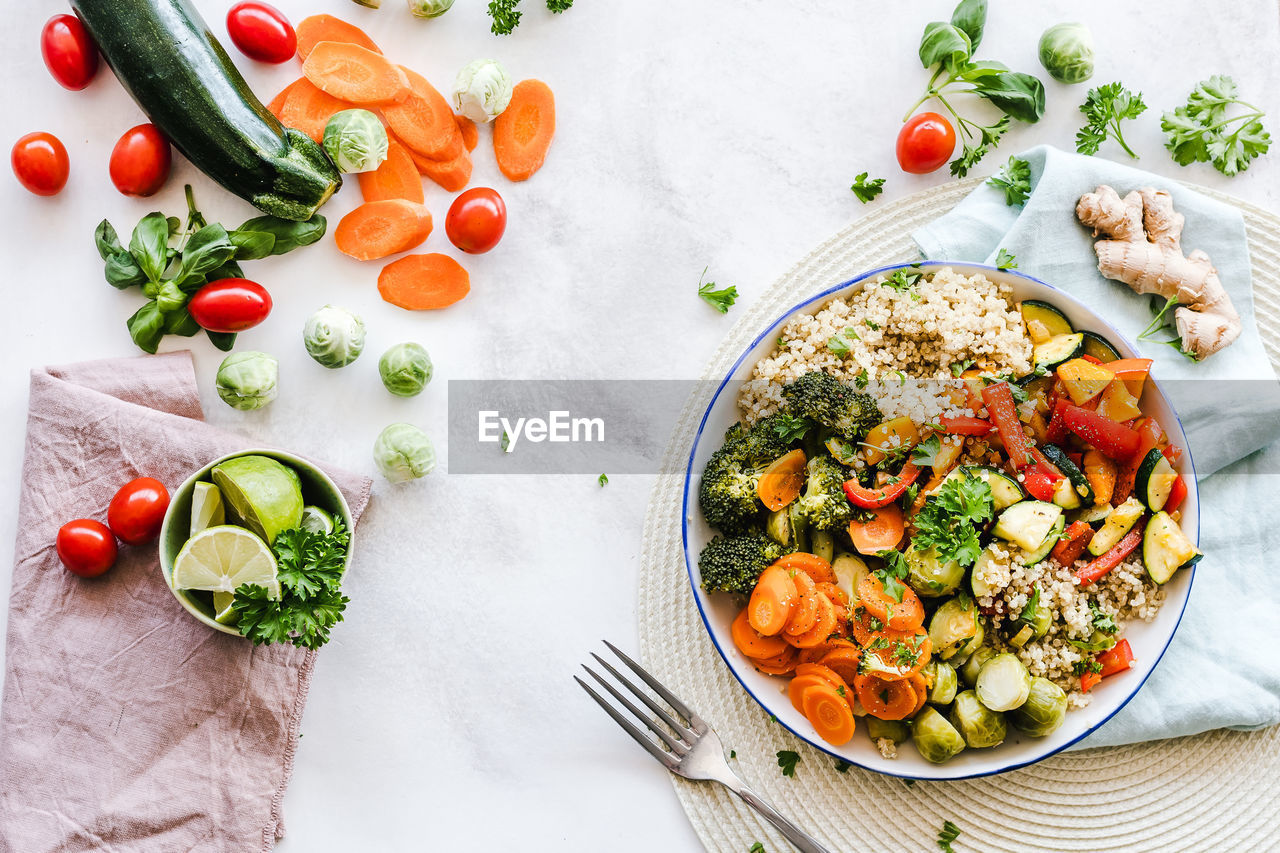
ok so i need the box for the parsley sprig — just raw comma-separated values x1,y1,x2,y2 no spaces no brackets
912,474,993,567
987,155,1031,206
1162,75,1270,176
995,248,1017,270
776,749,800,777
937,820,962,853
850,172,886,203
1076,82,1147,159
697,267,738,313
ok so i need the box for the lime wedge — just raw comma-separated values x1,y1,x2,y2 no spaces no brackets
212,591,238,624
172,525,279,597
190,482,226,537
300,505,334,535
211,455,304,545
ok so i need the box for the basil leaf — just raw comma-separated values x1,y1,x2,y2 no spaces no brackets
950,0,987,51
104,252,147,290
974,72,1046,123
209,259,245,282
229,229,276,261
94,220,124,261
163,305,202,337
919,21,971,71
156,280,187,313
166,216,182,237
957,60,1009,82
129,213,171,283
234,214,327,256
126,301,166,354
206,329,237,351
174,224,236,290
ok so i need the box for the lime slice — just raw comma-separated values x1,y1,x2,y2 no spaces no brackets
211,455,304,545
190,482,226,537
300,505,334,535
172,525,279,598
212,591,238,624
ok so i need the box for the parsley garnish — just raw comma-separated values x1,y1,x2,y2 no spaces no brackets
912,434,943,467
912,474,993,567
776,336,789,349
882,268,923,293
850,171,886,203
730,749,737,759
597,473,608,487
995,248,1017,270
1017,584,1042,625
749,844,766,853
834,760,851,773
1162,75,1270,176
776,749,800,777
865,319,880,330
937,820,962,853
697,267,737,313
500,430,511,452
987,155,1031,206
950,359,975,377
1090,603,1118,634
546,0,572,11
487,0,522,34
771,413,813,443
875,548,911,603
1073,658,1103,676
854,369,870,390
827,327,861,357
893,641,920,668
1077,82,1147,159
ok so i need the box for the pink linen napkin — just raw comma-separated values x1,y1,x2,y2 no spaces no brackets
0,352,371,852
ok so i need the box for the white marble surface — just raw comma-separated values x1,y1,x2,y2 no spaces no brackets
2,0,1278,849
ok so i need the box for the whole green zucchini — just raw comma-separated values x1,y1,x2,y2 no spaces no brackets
72,0,340,221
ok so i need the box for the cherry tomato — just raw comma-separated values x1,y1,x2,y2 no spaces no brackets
11,132,69,196
56,519,118,577
896,112,957,174
226,1,297,64
109,124,171,197
107,477,171,546
187,279,273,333
41,14,99,91
445,188,507,254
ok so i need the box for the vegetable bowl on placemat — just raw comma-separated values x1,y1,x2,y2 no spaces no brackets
682,261,1199,780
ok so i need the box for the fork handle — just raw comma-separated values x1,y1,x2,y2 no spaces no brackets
722,781,831,853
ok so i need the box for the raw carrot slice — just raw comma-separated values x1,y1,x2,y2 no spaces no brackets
772,552,836,585
377,253,471,310
384,67,463,160
266,78,306,119
853,673,916,721
296,14,382,61
783,572,820,637
731,608,789,660
856,574,924,632
407,144,473,193
847,504,905,555
750,646,799,676
455,114,478,151
786,593,837,649
802,683,857,746
334,200,433,261
493,79,556,181
357,138,425,204
279,79,351,143
302,41,410,106
757,449,806,512
748,564,798,637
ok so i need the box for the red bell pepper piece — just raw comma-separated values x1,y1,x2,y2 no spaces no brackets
1074,519,1147,586
1045,398,1072,445
1162,444,1184,463
981,382,1035,470
1114,419,1162,503
842,460,921,509
1051,520,1095,565
1097,638,1135,677
1022,463,1059,502
1062,404,1142,462
1165,475,1188,513
939,414,993,435
1028,447,1064,480
1080,669,1103,693
1080,353,1103,365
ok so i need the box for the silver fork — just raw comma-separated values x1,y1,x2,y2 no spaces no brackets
576,641,831,853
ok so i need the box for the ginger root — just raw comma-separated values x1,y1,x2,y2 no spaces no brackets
1075,185,1241,360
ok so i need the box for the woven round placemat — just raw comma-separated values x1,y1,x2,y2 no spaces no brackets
638,177,1280,853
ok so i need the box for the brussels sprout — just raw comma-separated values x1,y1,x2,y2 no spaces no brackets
374,423,436,482
865,716,909,744
379,342,433,397
953,616,985,662
832,552,870,604
1038,23,1095,84
905,542,966,597
322,109,389,173
925,660,958,706
949,689,1008,748
928,596,980,660
810,530,835,564
1029,602,1052,641
303,305,366,369
1009,677,1069,737
215,351,278,410
910,706,966,764
451,58,513,124
960,646,997,687
408,0,454,17
975,652,1033,712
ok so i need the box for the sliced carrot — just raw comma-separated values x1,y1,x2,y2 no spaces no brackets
378,253,471,310
751,647,799,676
756,449,807,512
407,144,473,193
848,504,905,555
302,41,410,106
862,629,931,682
358,138,425,204
278,79,352,143
907,672,928,716
797,641,840,666
802,682,857,746
816,581,848,608
266,78,306,119
849,604,880,646
818,644,863,684
793,662,849,694
783,573,820,637
772,553,836,585
296,14,382,61
747,565,797,637
787,673,833,713
385,67,463,160
856,574,924,632
786,593,838,649
731,608,789,660
853,673,917,721
334,200,432,261
493,78,556,182
455,114,479,151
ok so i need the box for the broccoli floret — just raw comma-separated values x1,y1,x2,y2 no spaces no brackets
697,419,800,534
793,454,854,532
698,532,789,594
781,371,882,443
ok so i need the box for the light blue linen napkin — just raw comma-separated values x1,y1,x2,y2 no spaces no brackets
913,144,1280,747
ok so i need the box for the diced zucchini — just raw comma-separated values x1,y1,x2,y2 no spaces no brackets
1087,497,1145,555
1143,510,1200,584
1051,476,1082,510
1039,444,1094,504
1032,333,1085,371
992,500,1063,552
832,552,870,603
1135,448,1178,512
944,465,1025,510
1074,502,1113,524
1080,330,1122,363
1020,300,1074,338
970,545,1002,598
1022,514,1065,564
1008,624,1034,647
